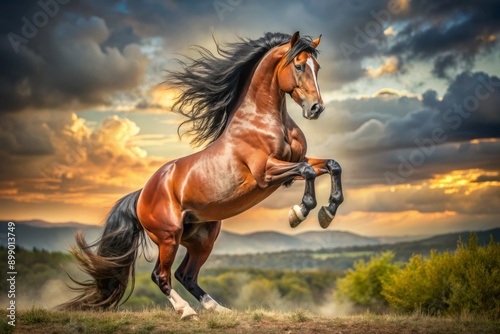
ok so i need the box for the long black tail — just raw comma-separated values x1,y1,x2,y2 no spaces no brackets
58,189,145,310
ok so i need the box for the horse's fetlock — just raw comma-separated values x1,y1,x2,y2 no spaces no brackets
327,160,342,175
303,195,317,210
301,164,316,180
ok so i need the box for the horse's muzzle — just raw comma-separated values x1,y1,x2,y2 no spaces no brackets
303,103,325,120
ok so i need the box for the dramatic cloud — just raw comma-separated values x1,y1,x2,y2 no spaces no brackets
0,112,163,209
366,56,404,78
432,54,458,79
1,0,498,114
1,13,148,112
389,0,500,77
313,72,500,156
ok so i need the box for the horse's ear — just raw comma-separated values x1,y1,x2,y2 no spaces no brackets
311,34,322,49
290,31,300,48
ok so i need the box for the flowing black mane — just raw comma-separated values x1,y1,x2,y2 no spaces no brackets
165,32,319,147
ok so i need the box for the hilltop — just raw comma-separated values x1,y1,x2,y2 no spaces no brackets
2,308,498,334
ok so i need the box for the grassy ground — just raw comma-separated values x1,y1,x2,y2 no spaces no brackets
2,308,499,334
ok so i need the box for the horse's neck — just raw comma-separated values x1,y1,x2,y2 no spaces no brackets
230,47,288,126
222,47,296,157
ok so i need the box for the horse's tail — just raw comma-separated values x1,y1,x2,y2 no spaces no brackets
58,189,145,311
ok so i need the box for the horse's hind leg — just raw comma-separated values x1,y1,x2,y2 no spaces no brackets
175,221,230,312
151,256,197,320
146,211,198,320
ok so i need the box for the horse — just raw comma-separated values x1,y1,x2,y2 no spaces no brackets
59,31,344,319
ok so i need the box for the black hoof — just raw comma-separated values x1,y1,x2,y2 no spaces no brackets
289,205,306,228
318,206,335,229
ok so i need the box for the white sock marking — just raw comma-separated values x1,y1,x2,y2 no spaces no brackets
201,294,221,310
323,207,334,219
293,205,305,221
168,289,197,318
201,294,231,313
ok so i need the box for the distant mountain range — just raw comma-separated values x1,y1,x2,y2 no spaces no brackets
1,220,103,253
0,219,495,255
216,230,383,254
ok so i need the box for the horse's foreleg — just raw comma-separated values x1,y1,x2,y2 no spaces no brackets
264,158,317,228
307,158,344,228
175,221,230,313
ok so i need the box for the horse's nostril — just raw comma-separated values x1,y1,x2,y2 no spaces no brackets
311,103,319,113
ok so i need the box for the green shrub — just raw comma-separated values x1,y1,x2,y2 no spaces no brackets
334,251,399,308
382,234,500,318
447,235,500,318
199,271,250,306
382,250,454,315
277,273,313,304
236,277,281,309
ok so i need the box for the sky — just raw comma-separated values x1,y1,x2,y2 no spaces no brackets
0,0,499,237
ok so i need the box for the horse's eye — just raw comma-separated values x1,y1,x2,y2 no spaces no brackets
295,64,304,71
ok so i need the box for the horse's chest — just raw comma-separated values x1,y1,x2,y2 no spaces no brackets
280,131,306,163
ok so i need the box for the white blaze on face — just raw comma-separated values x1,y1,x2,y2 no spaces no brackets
306,57,320,95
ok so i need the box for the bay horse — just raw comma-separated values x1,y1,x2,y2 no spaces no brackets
59,32,344,319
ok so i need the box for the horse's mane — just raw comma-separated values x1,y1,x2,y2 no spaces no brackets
165,32,319,147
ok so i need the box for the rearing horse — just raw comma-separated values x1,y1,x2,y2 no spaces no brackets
60,32,344,319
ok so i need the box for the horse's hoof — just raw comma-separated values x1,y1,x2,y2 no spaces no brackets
289,205,306,228
180,308,199,321
181,314,199,321
215,305,232,313
318,206,335,229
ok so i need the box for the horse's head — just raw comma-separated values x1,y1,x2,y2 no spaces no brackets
277,32,324,120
